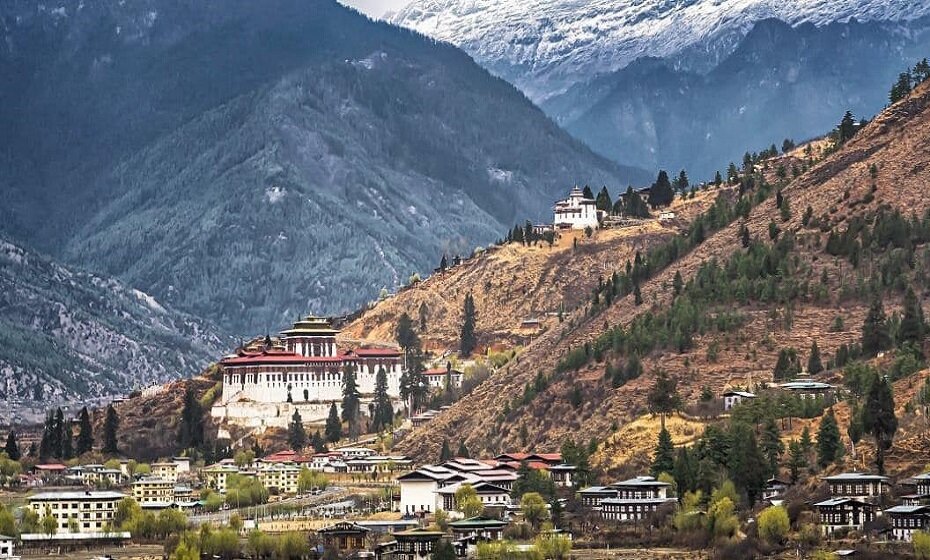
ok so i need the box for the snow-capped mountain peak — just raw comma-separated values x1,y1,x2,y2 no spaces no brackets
390,0,930,101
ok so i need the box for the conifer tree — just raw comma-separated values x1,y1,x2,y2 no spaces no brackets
178,387,204,451
672,271,683,297
899,287,926,348
288,410,307,451
861,296,891,356
418,302,429,331
675,169,689,192
102,404,119,454
728,422,768,504
61,422,73,460
787,440,806,483
439,438,452,463
325,403,342,443
341,365,361,440
460,293,477,356
673,447,698,494
648,370,681,430
807,340,824,375
311,430,327,453
372,367,394,433
395,312,420,352
457,441,470,459
714,170,723,185
817,409,841,468
799,426,813,454
651,428,675,477
77,406,93,456
4,431,20,461
760,418,783,476
582,185,594,199
595,186,612,212
51,408,64,459
39,411,53,460
439,255,448,271
647,170,674,208
838,111,857,143
861,374,898,475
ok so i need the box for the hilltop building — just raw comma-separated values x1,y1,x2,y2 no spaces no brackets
553,187,602,230
212,316,405,426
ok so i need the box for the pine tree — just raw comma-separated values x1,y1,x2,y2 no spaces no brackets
861,374,898,475
861,296,891,356
838,110,857,143
61,422,73,460
817,409,841,468
325,403,342,443
582,185,594,199
418,302,429,331
457,441,470,459
460,293,477,356
675,169,689,192
341,365,361,440
311,430,327,453
890,72,913,104
595,186,612,212
760,418,783,476
439,438,452,463
787,440,806,483
799,427,813,454
714,170,723,185
77,406,93,455
740,224,751,248
372,367,394,433
395,312,420,352
672,271,683,297
651,428,675,477
288,410,307,451
673,447,698,494
178,387,204,451
899,287,926,347
728,422,768,504
102,404,119,454
51,408,64,459
4,431,20,461
648,370,681,430
647,170,674,208
39,411,53,460
807,340,824,375
439,254,448,271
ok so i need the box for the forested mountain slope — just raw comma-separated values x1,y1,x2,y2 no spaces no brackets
0,236,228,421
396,79,930,472
0,0,642,336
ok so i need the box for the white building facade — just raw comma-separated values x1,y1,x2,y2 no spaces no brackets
553,187,601,230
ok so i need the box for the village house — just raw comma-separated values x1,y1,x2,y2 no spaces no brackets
548,464,577,487
318,522,372,554
436,481,510,512
597,476,677,522
398,465,455,515
815,473,889,535
553,186,602,230
257,463,301,495
375,528,446,560
722,390,756,411
885,504,930,541
132,477,174,508
779,380,836,401
0,535,15,560
28,490,126,532
763,477,790,502
151,462,179,483
202,462,240,493
422,367,464,390
449,516,507,555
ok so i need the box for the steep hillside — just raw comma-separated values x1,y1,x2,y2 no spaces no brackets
543,19,930,177
390,0,930,101
396,80,930,471
0,0,644,336
0,236,228,423
343,191,727,351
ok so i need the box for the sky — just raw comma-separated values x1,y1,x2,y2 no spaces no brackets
340,0,410,18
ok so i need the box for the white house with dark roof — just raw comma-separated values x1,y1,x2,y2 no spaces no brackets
885,504,930,541
722,390,756,410
579,476,676,521
814,497,878,535
398,465,455,515
824,473,890,500
553,186,601,230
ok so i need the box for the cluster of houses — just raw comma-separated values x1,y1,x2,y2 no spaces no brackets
397,453,573,517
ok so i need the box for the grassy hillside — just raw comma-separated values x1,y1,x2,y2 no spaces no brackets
395,80,930,475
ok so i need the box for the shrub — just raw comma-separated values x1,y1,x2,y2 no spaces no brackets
757,505,790,544
916,531,930,560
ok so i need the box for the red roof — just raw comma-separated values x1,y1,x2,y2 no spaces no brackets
424,368,450,376
34,464,68,471
354,347,401,357
496,452,531,461
527,461,550,470
263,450,311,463
222,350,345,366
532,453,563,462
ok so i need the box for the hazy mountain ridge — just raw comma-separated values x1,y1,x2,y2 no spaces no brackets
0,0,645,336
390,0,930,101
0,235,228,418
544,18,930,177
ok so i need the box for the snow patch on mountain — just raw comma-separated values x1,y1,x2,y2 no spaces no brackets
390,0,930,100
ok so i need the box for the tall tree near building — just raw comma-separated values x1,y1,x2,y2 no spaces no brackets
102,404,119,454
760,418,783,476
77,406,94,455
51,408,64,458
457,441,470,459
341,365,361,440
372,367,394,433
647,170,674,208
595,186,612,212
787,440,806,483
848,405,863,460
651,427,675,477
325,403,342,443
288,410,307,451
675,170,689,192
647,370,681,429
582,185,594,199
61,422,73,460
460,293,477,356
728,422,768,504
439,438,452,463
311,430,327,453
4,432,20,461
861,374,898,475
861,296,891,356
807,341,824,375
395,312,420,352
817,409,842,468
178,387,205,451
39,411,53,460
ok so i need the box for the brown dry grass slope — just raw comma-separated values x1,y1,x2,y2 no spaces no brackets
395,81,930,468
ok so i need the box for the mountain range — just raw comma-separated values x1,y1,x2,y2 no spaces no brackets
0,0,643,339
